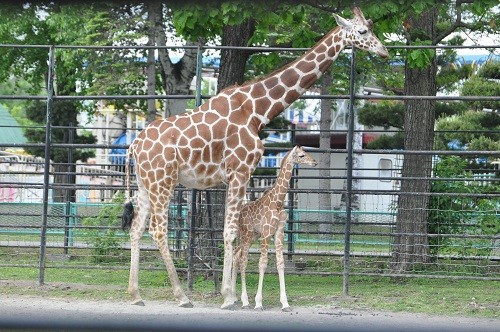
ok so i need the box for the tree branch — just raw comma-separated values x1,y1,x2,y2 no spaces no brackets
434,0,478,44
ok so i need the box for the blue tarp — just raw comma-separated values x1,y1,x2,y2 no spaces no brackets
110,132,135,165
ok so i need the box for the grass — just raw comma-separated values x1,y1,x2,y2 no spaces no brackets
0,266,498,318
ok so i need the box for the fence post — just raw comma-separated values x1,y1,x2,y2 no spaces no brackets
287,124,297,261
343,47,357,297
39,45,55,286
64,123,74,254
187,45,204,291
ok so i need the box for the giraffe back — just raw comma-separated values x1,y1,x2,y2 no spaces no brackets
129,101,264,190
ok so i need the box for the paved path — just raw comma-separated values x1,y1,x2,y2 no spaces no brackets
0,295,498,332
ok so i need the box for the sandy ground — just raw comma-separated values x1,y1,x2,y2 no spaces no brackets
0,291,498,332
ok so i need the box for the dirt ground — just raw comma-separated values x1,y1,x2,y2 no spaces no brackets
0,281,498,332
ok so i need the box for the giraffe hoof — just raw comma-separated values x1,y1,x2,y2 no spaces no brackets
221,302,239,311
281,306,292,312
241,305,251,310
254,306,264,311
131,300,145,306
179,301,194,308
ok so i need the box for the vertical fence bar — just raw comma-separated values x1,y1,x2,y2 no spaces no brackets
187,46,204,291
287,125,297,261
39,45,55,285
343,47,356,296
187,190,197,291
64,123,74,255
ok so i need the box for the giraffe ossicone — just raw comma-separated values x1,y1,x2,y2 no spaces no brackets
232,145,317,312
121,6,388,309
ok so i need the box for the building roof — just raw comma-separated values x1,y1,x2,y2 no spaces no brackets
0,104,27,144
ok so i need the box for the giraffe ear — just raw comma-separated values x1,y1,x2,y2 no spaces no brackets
333,13,352,30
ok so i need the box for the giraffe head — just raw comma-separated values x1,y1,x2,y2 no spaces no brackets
333,7,389,58
288,145,318,168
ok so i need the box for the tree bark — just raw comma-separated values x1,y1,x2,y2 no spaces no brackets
145,1,157,124
154,3,200,118
318,71,333,239
391,8,438,273
217,19,256,92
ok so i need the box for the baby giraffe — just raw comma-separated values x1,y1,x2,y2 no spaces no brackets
232,145,317,311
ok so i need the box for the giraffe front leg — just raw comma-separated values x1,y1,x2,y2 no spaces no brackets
151,222,193,308
220,180,247,310
220,224,238,309
254,236,270,311
231,246,240,306
275,221,291,312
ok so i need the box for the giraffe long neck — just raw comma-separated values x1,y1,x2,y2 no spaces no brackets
247,26,346,125
268,153,295,203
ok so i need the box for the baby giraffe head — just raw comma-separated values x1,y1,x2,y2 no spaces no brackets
289,145,318,167
333,7,389,58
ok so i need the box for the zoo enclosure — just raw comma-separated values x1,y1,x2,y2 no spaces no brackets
0,43,499,295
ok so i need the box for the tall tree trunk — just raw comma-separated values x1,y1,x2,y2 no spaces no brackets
318,71,333,239
391,8,438,273
154,3,200,118
145,2,157,124
216,19,255,92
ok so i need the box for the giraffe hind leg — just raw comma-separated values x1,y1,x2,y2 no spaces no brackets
149,185,192,308
127,184,149,306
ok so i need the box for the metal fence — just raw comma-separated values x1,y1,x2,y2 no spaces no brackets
0,43,499,296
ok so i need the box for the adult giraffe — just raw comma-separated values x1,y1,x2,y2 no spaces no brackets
121,6,388,309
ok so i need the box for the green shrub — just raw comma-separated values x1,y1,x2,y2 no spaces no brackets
429,156,499,257
81,193,126,263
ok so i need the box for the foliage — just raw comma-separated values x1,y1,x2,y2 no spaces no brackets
366,131,404,150
461,60,500,112
477,59,500,79
81,193,126,263
0,3,156,115
358,101,404,130
23,100,95,163
434,110,500,164
359,100,470,150
428,156,499,256
436,36,475,94
407,41,436,69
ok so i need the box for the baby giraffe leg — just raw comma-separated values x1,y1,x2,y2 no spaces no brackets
254,236,270,310
275,216,291,312
238,242,252,308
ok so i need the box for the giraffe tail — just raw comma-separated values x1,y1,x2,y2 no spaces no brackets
121,146,134,231
122,201,134,231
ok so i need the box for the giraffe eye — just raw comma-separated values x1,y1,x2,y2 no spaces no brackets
358,28,368,35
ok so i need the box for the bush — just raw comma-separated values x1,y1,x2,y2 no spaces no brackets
429,156,499,257
81,193,126,263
